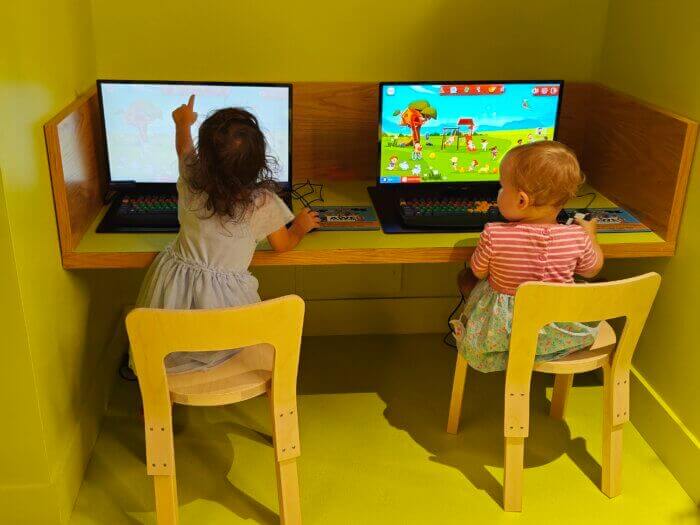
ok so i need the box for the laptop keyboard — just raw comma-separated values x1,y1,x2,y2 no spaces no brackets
117,195,178,215
398,196,503,230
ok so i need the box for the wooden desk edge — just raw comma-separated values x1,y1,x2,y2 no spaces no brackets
62,241,675,269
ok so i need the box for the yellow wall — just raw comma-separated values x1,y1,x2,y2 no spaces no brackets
0,169,59,520
1,2,140,523
595,0,700,502
91,0,609,81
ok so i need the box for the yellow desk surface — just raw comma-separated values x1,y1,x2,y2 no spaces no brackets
65,181,669,269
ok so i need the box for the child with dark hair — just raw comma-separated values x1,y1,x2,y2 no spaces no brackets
136,95,319,373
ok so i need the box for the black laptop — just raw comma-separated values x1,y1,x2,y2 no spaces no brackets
368,80,564,233
95,80,292,233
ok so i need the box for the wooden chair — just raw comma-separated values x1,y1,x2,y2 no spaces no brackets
446,273,661,512
126,295,305,525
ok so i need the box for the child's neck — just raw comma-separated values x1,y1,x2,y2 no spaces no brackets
516,206,560,225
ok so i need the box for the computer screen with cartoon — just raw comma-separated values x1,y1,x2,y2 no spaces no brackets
98,81,291,185
378,81,562,184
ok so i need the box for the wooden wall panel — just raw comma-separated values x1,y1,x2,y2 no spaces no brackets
45,87,107,253
45,82,696,269
556,82,591,159
581,84,697,240
293,82,378,182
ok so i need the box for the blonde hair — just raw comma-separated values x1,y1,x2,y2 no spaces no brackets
500,141,583,207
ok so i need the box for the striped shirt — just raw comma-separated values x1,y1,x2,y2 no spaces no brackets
470,222,599,296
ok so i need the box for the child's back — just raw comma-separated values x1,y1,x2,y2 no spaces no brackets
452,141,604,373
136,99,319,373
472,222,598,295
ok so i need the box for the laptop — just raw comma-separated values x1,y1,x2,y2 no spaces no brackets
95,80,292,232
368,80,564,233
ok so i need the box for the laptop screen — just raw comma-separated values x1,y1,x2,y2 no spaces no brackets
97,81,291,186
378,81,562,184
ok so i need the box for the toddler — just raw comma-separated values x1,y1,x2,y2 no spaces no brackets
136,95,319,373
451,141,604,372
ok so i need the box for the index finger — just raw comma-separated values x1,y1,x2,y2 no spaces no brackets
187,94,195,109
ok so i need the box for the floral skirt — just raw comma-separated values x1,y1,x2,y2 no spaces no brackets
450,280,599,372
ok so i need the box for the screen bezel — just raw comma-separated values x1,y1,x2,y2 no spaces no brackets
376,79,564,189
96,79,293,192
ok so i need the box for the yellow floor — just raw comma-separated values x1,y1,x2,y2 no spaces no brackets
70,335,697,524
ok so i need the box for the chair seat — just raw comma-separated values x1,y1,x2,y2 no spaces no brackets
533,320,616,374
167,344,274,406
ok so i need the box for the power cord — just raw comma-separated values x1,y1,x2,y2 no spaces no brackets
119,353,137,381
443,295,465,348
575,192,597,210
443,261,468,349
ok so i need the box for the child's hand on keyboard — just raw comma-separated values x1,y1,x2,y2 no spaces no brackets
293,208,321,234
575,215,598,239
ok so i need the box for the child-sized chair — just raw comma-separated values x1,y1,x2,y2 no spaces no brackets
126,295,305,525
446,273,661,512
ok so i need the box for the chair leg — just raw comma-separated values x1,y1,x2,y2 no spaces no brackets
268,393,302,525
276,458,302,525
447,353,468,434
550,373,574,420
153,474,179,525
503,436,525,512
602,364,623,497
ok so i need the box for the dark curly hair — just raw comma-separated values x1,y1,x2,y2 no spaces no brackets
185,107,279,221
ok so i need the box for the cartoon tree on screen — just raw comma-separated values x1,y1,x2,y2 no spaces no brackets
123,100,162,143
392,100,437,145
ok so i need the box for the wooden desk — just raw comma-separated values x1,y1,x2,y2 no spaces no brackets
65,181,667,269
45,82,696,269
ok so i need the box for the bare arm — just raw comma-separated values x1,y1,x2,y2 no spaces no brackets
576,217,605,278
469,227,492,280
267,208,320,253
471,266,489,280
172,94,197,158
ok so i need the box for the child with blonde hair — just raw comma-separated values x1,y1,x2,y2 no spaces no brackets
451,141,604,372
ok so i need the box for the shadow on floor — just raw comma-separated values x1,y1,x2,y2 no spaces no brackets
97,380,279,524
298,334,602,507
96,333,603,520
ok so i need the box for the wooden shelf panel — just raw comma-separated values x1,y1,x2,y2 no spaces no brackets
65,181,668,269
44,82,695,270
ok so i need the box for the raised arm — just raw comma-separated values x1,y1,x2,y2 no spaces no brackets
172,94,197,158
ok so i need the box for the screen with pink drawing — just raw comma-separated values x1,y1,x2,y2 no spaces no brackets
98,81,291,184
378,81,562,184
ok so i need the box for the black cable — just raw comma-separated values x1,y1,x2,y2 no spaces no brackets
443,295,465,348
291,180,325,208
444,261,468,349
576,192,597,210
291,190,312,208
118,354,137,381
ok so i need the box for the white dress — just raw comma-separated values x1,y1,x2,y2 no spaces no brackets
135,160,294,373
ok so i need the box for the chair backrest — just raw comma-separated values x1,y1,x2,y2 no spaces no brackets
504,273,661,438
126,295,305,476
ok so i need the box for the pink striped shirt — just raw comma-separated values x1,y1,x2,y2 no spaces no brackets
470,222,599,295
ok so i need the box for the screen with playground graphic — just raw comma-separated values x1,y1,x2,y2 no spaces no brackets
378,82,562,184
98,81,291,184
